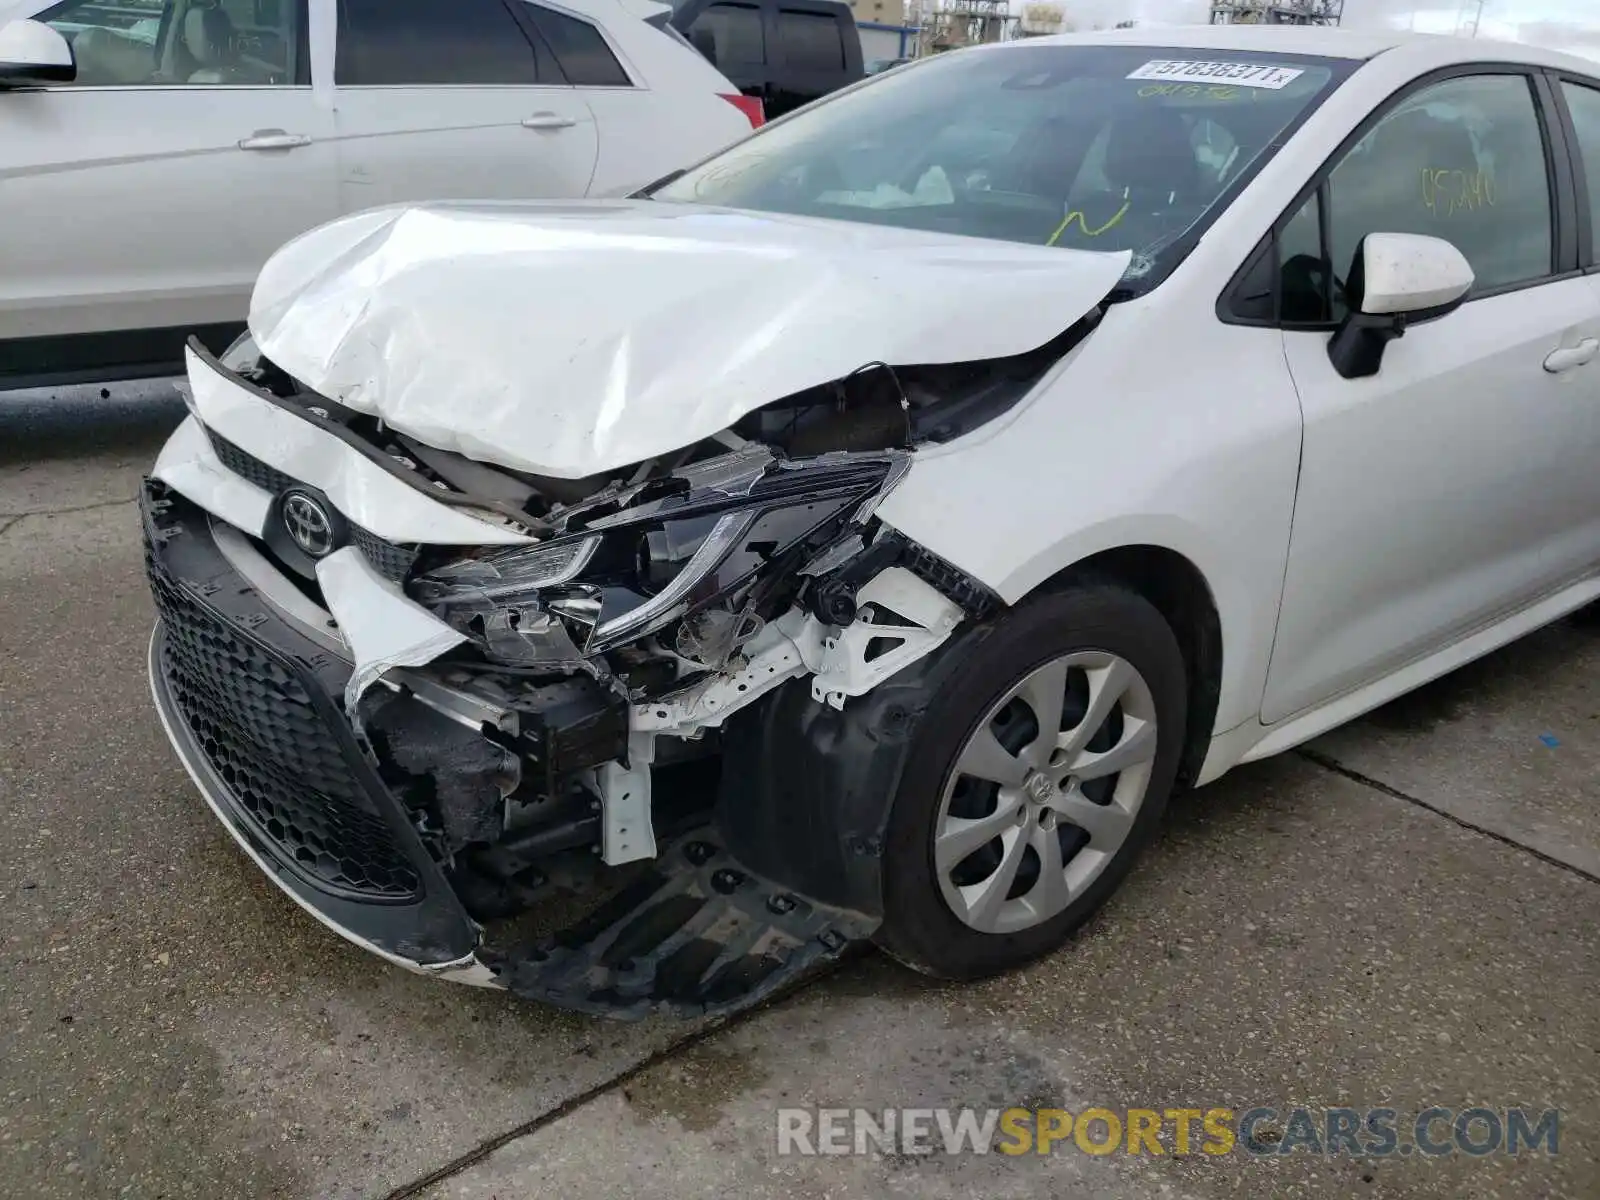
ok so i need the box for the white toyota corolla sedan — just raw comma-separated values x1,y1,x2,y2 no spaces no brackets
139,25,1600,1018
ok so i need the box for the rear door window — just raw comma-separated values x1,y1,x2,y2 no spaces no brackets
776,9,842,72
528,6,631,86
1560,79,1600,266
336,0,545,85
694,2,765,67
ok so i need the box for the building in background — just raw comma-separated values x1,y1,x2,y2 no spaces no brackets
844,0,905,25
1208,0,1343,24
844,0,920,61
916,0,1018,51
1011,5,1138,41
1018,3,1065,37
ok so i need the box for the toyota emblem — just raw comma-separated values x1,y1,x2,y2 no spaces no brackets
281,491,336,558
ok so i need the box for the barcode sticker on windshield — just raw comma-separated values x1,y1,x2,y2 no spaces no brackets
1126,60,1304,89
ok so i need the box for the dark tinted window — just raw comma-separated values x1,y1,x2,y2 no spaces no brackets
1321,74,1553,313
776,9,842,72
337,0,542,85
1561,80,1600,266
1279,187,1333,323
694,2,764,66
530,6,631,86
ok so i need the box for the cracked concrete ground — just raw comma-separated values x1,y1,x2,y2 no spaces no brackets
2,391,1596,1199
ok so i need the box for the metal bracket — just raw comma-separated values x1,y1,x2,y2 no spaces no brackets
596,734,657,866
811,567,963,710
631,609,826,737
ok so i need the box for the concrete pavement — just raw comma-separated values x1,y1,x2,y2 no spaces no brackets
2,393,1596,1199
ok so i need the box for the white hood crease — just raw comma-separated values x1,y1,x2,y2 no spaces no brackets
249,200,1132,481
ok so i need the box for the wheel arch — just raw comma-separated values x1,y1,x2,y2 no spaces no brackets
1032,544,1223,794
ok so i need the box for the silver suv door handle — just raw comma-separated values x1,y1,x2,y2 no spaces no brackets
1544,339,1600,374
522,113,577,130
239,130,312,151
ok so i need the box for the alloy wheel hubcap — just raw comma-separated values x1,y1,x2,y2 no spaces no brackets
933,650,1159,935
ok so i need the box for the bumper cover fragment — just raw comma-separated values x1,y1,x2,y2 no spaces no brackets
142,478,482,968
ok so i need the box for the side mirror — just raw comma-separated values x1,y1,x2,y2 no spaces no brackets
0,19,75,88
1328,233,1474,380
689,25,718,67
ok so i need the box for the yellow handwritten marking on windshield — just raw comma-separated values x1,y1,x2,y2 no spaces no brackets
1046,200,1132,246
1421,166,1496,216
1137,82,1249,101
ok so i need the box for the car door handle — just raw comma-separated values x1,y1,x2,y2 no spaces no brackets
522,113,577,130
239,130,312,151
1543,339,1600,374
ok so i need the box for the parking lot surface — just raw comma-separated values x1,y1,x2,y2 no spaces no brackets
3,391,1596,1199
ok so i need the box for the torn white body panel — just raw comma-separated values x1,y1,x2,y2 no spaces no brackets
153,416,274,537
315,547,467,710
248,200,1132,480
184,346,532,546
153,420,469,703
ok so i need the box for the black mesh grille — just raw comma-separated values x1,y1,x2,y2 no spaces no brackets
209,430,293,495
149,549,421,901
351,526,419,583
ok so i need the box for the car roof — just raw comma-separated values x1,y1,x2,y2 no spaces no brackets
1004,24,1600,75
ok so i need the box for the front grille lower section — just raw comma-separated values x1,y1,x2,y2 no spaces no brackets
205,427,419,582
148,540,422,902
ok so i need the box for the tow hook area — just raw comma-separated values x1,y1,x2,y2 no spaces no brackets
484,835,876,1019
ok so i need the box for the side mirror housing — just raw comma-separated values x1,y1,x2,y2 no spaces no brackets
1328,233,1474,380
0,19,75,88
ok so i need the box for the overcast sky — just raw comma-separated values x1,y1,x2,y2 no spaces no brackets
1059,0,1600,59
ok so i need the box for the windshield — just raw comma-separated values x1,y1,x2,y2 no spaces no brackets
654,44,1353,290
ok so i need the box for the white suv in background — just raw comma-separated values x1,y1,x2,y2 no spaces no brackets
0,0,758,388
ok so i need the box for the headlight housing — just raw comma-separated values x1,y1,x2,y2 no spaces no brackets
412,453,904,659
422,536,600,598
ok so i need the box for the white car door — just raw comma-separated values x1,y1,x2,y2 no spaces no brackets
1260,69,1600,725
0,0,337,381
330,0,598,212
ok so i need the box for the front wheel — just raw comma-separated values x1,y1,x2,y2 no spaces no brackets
875,583,1188,980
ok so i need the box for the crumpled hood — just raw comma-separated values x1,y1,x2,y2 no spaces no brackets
249,200,1131,480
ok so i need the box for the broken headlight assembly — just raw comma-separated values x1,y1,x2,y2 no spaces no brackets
411,454,906,666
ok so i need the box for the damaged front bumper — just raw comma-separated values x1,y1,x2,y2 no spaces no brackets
142,340,1001,1018
143,481,886,1015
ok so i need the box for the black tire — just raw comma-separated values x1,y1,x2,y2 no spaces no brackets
874,582,1188,980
